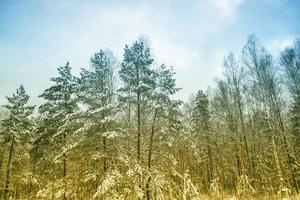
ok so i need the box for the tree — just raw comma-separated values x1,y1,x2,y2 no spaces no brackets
119,39,155,162
243,35,297,192
280,40,300,192
214,80,243,189
146,64,180,199
1,85,35,199
78,49,118,173
280,40,300,153
74,50,120,199
223,53,252,174
38,62,78,200
0,108,9,192
280,40,300,100
1,36,300,199
192,90,214,187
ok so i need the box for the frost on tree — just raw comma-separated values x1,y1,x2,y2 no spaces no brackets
1,85,35,199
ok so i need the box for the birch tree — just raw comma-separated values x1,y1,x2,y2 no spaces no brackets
280,40,300,192
243,35,296,193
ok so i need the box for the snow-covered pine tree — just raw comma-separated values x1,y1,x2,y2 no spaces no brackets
76,49,119,196
192,90,214,189
1,85,35,200
148,64,179,167
146,64,180,200
0,109,6,189
119,39,155,162
38,62,78,200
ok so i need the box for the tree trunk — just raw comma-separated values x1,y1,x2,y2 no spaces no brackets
237,99,251,174
231,136,242,178
235,81,252,175
205,130,214,183
274,96,299,192
146,108,158,200
272,135,283,188
29,142,39,198
103,136,108,173
63,133,67,200
4,135,14,200
136,67,141,162
0,147,4,188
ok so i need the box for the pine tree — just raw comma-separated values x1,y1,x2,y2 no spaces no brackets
146,64,180,199
1,35,300,199
119,39,155,162
192,90,214,188
147,65,179,169
1,85,35,199
76,49,119,197
38,62,77,200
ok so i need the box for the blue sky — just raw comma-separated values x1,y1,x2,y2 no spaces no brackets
0,0,299,105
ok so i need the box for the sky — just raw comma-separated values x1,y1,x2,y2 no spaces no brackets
0,0,299,105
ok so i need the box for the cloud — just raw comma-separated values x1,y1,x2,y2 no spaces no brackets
1,0,299,104
149,35,225,101
213,0,244,16
150,37,200,69
268,36,295,55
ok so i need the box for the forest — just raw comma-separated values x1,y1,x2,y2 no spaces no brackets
0,35,300,200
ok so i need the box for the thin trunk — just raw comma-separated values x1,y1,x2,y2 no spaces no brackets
101,92,108,174
136,68,141,162
274,96,299,192
4,135,14,200
63,133,67,200
272,135,283,188
237,96,251,173
217,142,226,192
135,66,142,200
146,108,158,200
0,147,4,186
29,142,38,198
283,134,299,193
147,108,158,169
230,116,242,178
205,130,214,183
235,80,251,175
128,101,131,124
137,94,141,161
103,136,107,173
231,135,242,178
